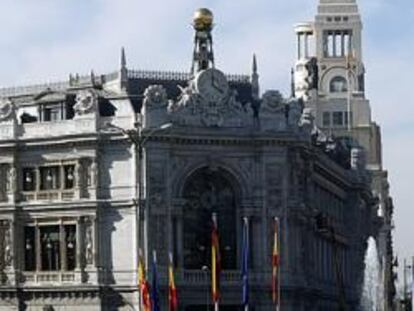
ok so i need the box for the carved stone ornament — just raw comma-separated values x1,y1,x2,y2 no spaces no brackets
0,220,12,268
84,218,94,265
299,108,315,131
74,90,97,115
143,85,168,108
262,90,284,110
6,166,16,193
169,71,246,128
0,98,14,121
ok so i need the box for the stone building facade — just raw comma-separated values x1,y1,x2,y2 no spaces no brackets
293,0,396,309
0,1,384,311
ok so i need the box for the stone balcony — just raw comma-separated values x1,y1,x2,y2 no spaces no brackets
0,116,133,141
21,190,76,202
20,271,82,285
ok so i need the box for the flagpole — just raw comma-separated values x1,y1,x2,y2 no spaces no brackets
212,213,219,311
242,217,249,311
275,217,281,311
346,51,354,132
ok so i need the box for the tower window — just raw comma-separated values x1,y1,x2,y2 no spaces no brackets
330,76,348,93
333,112,344,126
323,30,352,58
323,112,331,127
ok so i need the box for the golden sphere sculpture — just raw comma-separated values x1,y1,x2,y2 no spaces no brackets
193,8,214,31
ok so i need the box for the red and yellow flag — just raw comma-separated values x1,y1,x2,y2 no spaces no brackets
138,253,151,311
168,253,178,311
211,215,221,303
272,218,280,304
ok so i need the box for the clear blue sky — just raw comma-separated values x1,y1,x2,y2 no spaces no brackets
0,0,413,284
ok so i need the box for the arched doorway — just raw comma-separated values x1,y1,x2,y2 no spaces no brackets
182,167,238,270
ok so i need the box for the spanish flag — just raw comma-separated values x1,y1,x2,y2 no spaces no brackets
272,218,280,305
138,251,151,311
168,252,178,311
211,214,221,304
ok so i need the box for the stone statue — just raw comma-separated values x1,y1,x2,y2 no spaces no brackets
1,221,12,267
299,108,315,132
143,85,168,108
305,57,319,90
6,166,16,193
89,161,97,187
85,220,94,265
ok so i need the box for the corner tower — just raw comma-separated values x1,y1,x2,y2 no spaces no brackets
294,0,379,169
293,1,396,310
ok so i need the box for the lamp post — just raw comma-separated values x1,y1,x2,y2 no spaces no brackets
102,121,172,310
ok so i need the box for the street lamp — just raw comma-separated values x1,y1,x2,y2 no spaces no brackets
101,120,172,296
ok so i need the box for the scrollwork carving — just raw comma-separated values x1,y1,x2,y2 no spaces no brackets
74,90,97,115
262,90,284,110
0,99,14,121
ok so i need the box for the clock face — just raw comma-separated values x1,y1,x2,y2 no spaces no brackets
195,68,229,103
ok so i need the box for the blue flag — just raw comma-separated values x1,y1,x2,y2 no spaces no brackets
242,218,249,308
151,251,160,311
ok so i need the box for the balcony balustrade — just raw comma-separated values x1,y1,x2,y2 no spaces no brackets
21,190,76,202
21,271,80,285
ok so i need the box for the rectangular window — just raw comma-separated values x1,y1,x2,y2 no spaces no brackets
332,112,344,126
40,166,60,190
40,225,61,271
24,224,77,272
64,165,75,189
23,168,36,191
43,105,61,122
322,112,331,127
344,111,353,126
24,226,36,271
335,32,342,57
65,225,77,271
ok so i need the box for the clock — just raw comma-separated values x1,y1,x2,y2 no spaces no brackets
195,68,229,103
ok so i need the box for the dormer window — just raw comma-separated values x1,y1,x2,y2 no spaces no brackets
330,76,348,93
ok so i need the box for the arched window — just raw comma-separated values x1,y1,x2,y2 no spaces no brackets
182,167,237,270
330,76,348,93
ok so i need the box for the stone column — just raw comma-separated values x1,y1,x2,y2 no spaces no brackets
35,167,41,192
84,216,98,284
59,221,67,271
35,223,41,272
76,218,82,270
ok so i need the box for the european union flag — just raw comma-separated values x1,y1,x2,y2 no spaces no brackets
242,217,249,309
